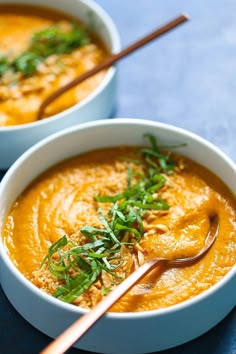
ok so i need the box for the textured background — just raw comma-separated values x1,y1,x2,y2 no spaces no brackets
1,0,236,353
102,0,236,161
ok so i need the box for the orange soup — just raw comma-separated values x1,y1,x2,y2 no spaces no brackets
0,4,108,126
3,138,236,312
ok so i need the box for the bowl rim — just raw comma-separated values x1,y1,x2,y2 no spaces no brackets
0,117,236,319
0,0,121,132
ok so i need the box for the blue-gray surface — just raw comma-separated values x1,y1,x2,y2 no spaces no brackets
1,1,236,353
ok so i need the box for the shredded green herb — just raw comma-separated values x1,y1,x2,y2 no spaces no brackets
0,55,10,75
41,134,178,304
0,23,90,78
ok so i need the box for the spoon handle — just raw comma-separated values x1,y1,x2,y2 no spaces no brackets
37,14,189,119
40,257,165,354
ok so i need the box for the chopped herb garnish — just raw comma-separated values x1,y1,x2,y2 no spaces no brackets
27,23,90,60
0,23,90,78
0,55,10,75
40,134,178,304
101,287,111,296
12,52,42,77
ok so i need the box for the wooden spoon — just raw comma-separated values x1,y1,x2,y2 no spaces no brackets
40,213,219,354
37,14,189,120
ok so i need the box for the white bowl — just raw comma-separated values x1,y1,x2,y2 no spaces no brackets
0,0,120,169
0,118,236,354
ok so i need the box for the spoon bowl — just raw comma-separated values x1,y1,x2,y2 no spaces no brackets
40,214,219,354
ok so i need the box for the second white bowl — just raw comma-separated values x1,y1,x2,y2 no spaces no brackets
0,0,120,169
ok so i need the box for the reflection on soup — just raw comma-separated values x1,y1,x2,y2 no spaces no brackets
0,5,108,126
3,136,236,312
